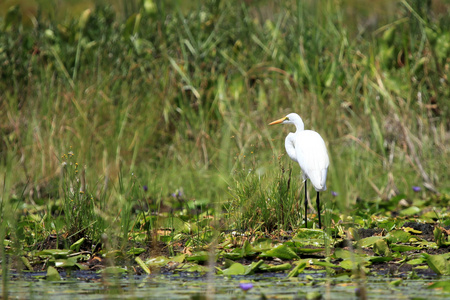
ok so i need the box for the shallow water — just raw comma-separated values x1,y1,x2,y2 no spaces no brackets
2,271,450,299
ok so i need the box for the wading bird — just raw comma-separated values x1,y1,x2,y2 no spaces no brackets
269,113,329,228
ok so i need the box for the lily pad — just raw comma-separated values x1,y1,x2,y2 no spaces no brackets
399,206,421,216
260,244,299,260
260,263,292,272
186,251,209,262
46,266,61,281
423,253,450,275
98,266,128,274
37,249,73,258
390,245,421,252
373,239,391,256
244,260,265,275
293,229,328,247
127,247,146,256
357,236,383,248
386,230,411,243
222,262,246,275
287,262,306,277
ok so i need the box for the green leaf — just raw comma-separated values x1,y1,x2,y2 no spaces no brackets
252,238,273,252
70,238,85,252
135,257,151,274
369,256,393,263
46,266,61,281
287,262,306,278
434,227,450,247
406,258,425,265
390,245,421,252
427,281,450,292
186,251,209,262
37,249,72,258
222,263,246,275
244,260,265,275
313,261,339,268
21,256,33,271
145,256,171,267
260,244,299,260
333,248,352,260
399,206,421,216
260,263,292,272
390,279,403,286
54,257,78,268
98,267,128,274
386,230,411,243
293,229,328,247
179,264,209,273
423,254,450,275
357,236,383,248
373,239,391,256
127,247,146,256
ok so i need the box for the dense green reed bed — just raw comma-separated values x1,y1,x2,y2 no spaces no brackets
0,0,449,297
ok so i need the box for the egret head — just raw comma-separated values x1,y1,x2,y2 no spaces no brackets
269,113,304,129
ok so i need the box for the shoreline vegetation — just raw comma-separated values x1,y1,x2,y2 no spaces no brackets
0,0,449,295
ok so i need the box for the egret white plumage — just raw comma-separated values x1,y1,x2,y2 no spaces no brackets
269,113,329,228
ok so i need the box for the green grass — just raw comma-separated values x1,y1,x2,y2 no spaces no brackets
0,0,449,275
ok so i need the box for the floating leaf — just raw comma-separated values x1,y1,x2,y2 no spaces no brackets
186,251,209,262
54,257,78,268
135,257,151,274
390,245,421,252
386,230,411,243
407,258,425,265
427,281,450,292
37,249,72,258
98,267,128,274
127,247,146,256
423,253,450,275
222,263,246,275
293,229,328,247
390,279,403,286
179,264,209,273
252,239,273,252
357,236,383,248
399,206,421,216
369,256,393,263
103,250,124,259
145,256,171,267
260,244,299,260
21,256,33,271
244,260,264,275
373,239,391,256
287,262,306,278
260,263,292,272
46,266,61,281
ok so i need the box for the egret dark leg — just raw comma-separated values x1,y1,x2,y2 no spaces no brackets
304,180,308,228
316,192,321,229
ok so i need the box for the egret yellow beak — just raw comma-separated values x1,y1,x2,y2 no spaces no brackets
269,117,286,125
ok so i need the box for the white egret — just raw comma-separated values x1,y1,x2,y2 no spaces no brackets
269,113,329,228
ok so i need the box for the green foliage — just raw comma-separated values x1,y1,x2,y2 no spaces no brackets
0,1,449,283
229,162,302,232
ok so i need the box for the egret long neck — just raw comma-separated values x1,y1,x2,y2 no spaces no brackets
293,119,305,132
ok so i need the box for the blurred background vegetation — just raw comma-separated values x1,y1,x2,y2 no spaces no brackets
0,0,449,243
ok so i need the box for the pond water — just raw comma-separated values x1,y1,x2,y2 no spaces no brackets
2,271,450,299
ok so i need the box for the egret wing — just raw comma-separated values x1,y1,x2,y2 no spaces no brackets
295,131,329,191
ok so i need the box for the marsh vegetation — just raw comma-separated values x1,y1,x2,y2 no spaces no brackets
1,0,449,298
